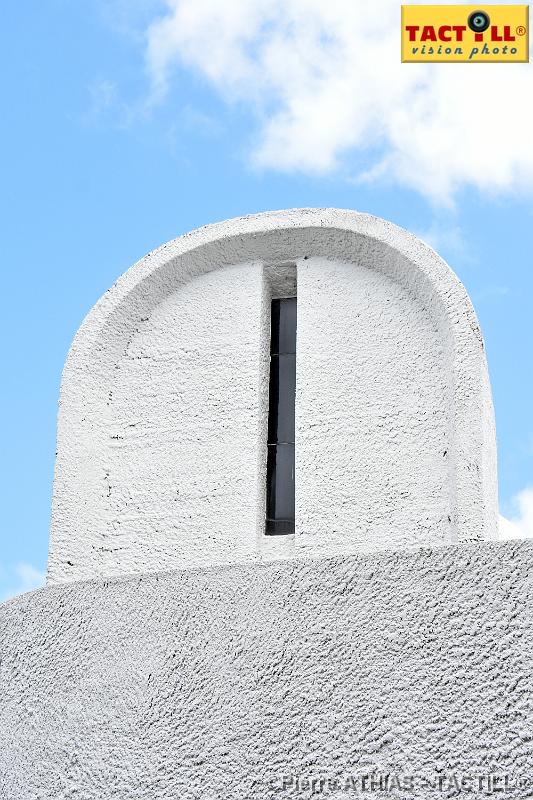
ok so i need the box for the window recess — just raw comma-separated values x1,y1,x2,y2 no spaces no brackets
265,297,296,535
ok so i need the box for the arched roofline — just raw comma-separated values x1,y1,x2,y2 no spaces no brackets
68,208,483,363
49,209,497,583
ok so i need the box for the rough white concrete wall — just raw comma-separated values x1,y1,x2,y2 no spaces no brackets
296,257,451,554
48,209,497,583
2,541,532,799
83,262,268,577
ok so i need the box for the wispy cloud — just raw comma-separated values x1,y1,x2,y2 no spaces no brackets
499,488,533,540
416,221,473,264
471,284,512,305
88,79,118,116
141,0,533,204
82,77,139,130
0,563,45,604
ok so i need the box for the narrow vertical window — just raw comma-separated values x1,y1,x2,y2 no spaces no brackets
266,297,296,535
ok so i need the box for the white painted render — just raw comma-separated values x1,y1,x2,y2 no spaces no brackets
1,541,532,799
0,209,516,798
47,209,497,583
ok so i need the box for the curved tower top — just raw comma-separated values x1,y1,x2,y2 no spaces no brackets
47,208,497,583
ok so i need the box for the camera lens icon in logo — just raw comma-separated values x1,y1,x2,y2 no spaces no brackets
467,10,491,32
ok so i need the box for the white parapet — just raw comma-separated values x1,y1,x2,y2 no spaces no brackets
2,541,532,798
47,209,498,583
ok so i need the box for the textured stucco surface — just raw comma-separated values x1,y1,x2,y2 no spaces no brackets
48,209,497,583
100,261,269,571
296,257,451,554
1,540,532,799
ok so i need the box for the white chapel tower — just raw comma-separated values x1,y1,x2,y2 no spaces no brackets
2,210,530,800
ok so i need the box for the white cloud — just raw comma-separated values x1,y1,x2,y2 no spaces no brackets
499,488,533,540
83,79,120,127
0,563,45,604
144,0,533,203
416,221,472,262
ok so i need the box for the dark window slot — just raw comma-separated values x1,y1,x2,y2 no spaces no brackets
267,354,296,443
266,298,296,536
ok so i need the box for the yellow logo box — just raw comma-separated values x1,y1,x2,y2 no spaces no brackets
401,5,529,62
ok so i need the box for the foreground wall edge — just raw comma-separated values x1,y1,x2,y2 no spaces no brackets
2,539,531,798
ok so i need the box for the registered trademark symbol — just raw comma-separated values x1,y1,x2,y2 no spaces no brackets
516,25,527,35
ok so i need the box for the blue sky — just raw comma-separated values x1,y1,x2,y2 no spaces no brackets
1,0,533,600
